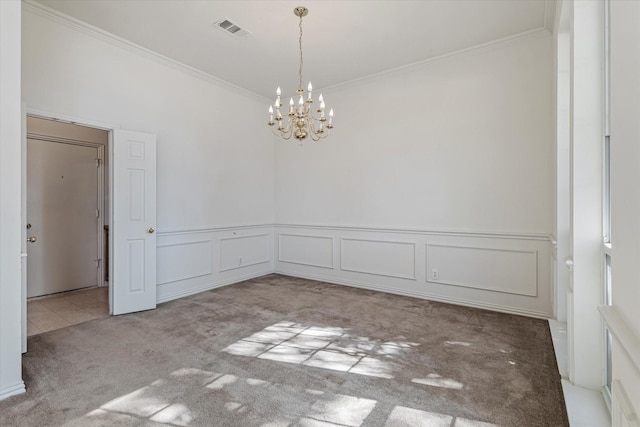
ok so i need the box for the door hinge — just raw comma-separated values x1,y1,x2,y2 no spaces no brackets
96,209,100,218
96,158,102,167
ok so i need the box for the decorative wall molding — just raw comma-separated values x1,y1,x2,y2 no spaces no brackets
340,238,416,280
157,240,213,285
599,305,640,375
275,223,552,241
219,233,271,272
158,224,273,236
426,244,538,297
151,222,553,317
278,234,334,269
22,0,267,103
275,224,553,318
155,226,273,304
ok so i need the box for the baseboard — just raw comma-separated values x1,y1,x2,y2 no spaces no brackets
156,268,273,305
275,269,551,319
0,381,26,402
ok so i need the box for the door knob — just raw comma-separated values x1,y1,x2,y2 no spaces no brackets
147,227,155,234
27,236,37,243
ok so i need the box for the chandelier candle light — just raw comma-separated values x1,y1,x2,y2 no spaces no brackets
268,6,334,142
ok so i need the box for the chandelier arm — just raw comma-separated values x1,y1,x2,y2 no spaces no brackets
273,127,293,140
307,118,322,142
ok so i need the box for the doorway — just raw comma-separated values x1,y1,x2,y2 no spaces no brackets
25,116,110,335
21,110,158,352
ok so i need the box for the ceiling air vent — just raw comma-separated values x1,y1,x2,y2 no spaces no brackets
213,18,251,39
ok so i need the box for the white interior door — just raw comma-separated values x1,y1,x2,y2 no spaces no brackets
26,139,99,298
112,129,157,315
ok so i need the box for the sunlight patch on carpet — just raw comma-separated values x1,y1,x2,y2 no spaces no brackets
412,373,465,390
222,321,419,379
385,406,499,427
83,367,495,427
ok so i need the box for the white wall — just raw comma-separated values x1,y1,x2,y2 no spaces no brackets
21,4,276,302
276,34,553,234
23,7,274,230
0,0,26,401
275,33,556,317
608,0,640,423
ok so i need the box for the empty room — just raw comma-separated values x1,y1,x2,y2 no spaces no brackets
0,1,638,426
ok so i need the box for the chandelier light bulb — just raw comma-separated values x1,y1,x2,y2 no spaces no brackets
276,87,281,96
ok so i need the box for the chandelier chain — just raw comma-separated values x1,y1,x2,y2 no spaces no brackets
298,14,303,91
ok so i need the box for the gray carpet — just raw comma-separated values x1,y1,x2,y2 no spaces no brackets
0,274,568,426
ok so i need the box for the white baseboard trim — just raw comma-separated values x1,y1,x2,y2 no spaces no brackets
156,268,273,305
0,381,26,402
275,269,551,319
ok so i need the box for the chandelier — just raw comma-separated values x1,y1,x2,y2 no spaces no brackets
268,6,334,142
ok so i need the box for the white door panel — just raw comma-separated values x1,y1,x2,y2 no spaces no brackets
112,130,157,315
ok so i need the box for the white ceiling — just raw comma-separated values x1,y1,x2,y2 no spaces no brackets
36,0,551,99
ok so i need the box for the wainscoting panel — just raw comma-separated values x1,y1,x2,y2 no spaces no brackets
156,226,274,304
426,244,537,296
275,224,553,318
220,233,271,272
341,238,416,280
157,240,213,285
279,234,334,269
153,224,553,318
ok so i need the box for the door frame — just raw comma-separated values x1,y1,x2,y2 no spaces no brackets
22,107,119,352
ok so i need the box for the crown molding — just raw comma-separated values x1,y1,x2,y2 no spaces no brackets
23,0,553,103
321,27,552,94
22,0,270,103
